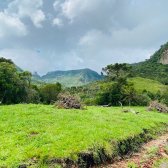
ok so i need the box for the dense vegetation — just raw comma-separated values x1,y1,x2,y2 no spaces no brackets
0,58,62,105
1,104,168,167
131,42,168,84
0,58,39,104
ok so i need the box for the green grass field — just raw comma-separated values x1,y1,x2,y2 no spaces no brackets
0,104,168,167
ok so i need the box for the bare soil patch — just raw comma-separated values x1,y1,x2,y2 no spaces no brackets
101,133,168,168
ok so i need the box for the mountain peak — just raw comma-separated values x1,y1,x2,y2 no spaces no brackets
33,71,41,78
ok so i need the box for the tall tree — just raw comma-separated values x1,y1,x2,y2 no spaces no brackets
41,83,62,104
101,63,132,81
0,57,40,104
123,82,137,108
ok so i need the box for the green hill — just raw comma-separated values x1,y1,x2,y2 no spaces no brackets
131,42,168,84
35,68,104,87
84,77,166,94
128,77,167,93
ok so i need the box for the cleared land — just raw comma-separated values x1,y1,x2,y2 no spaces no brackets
0,104,168,167
128,77,167,93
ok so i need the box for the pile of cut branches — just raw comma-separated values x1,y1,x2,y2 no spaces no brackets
53,93,85,109
147,100,168,113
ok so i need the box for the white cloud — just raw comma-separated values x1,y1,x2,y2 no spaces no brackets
4,0,45,28
0,12,27,38
61,0,115,29
53,0,60,11
31,10,45,28
53,18,63,27
79,29,105,46
61,0,83,20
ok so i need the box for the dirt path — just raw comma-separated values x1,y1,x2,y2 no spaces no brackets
102,133,168,168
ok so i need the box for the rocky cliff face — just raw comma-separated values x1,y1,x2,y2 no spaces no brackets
159,49,168,64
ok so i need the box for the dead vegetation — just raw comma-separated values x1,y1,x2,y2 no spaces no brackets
53,93,85,109
147,100,168,113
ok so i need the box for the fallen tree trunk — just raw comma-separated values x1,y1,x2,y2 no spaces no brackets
130,108,136,114
101,103,111,107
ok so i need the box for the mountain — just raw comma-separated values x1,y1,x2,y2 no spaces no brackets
130,42,168,85
32,72,41,79
33,68,104,87
15,65,24,72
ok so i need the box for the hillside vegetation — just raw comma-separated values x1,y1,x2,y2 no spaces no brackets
33,68,104,87
128,77,167,93
1,104,168,167
84,77,166,94
131,42,168,84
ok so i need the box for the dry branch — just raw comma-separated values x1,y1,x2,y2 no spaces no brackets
129,108,151,117
53,93,85,109
118,101,123,109
101,103,111,107
147,100,168,113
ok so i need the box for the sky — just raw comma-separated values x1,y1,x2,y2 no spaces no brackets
0,0,168,75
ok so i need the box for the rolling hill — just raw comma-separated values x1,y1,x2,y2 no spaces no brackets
33,68,104,87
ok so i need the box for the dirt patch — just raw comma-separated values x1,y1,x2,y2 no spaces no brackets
102,133,168,168
28,132,38,137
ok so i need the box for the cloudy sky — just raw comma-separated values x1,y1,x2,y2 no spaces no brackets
0,0,168,75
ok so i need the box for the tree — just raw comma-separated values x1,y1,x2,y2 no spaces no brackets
123,82,137,108
22,71,32,87
101,63,132,81
0,57,40,104
109,82,122,106
0,61,18,104
41,83,62,104
0,57,13,64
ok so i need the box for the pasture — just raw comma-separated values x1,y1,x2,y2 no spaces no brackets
0,104,168,167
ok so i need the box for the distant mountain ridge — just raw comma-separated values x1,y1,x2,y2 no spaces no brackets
15,41,168,86
33,68,104,87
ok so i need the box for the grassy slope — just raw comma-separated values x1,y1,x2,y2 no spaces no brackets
1,105,168,167
84,77,166,93
128,77,167,93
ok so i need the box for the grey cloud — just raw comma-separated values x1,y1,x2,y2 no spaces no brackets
0,0,168,75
